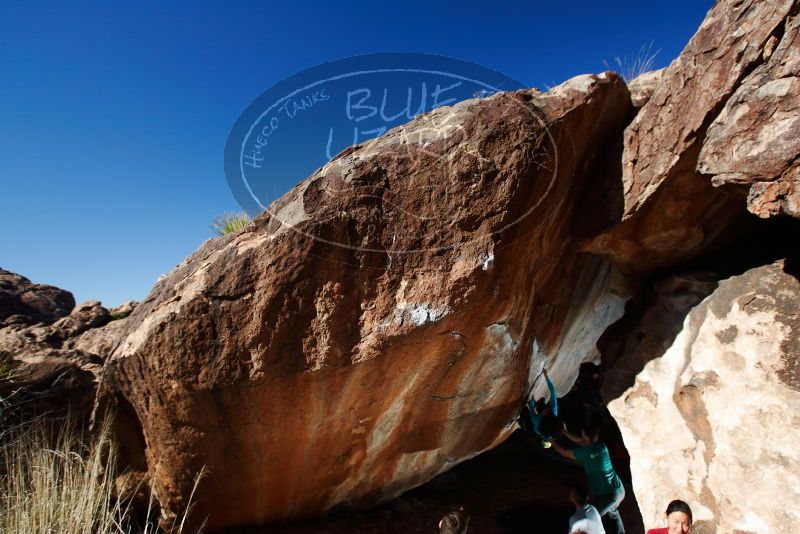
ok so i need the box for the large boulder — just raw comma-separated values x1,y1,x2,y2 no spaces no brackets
606,260,800,533
99,73,633,530
584,0,799,271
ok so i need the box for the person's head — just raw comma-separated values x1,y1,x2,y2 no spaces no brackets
580,420,602,444
539,414,564,438
438,507,469,534
534,397,546,413
664,500,692,534
568,484,589,509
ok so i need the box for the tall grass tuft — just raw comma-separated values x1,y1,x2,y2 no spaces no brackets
0,416,122,533
604,41,662,82
210,211,252,236
0,414,204,533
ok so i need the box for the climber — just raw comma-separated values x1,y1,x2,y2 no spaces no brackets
551,420,625,534
525,368,559,446
646,500,692,534
568,484,606,534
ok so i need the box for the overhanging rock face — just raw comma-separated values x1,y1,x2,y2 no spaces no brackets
99,73,633,530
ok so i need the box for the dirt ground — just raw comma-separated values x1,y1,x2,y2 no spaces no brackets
234,430,645,534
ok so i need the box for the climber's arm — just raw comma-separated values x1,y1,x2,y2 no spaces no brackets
527,399,543,436
551,441,575,461
544,371,559,416
562,427,583,444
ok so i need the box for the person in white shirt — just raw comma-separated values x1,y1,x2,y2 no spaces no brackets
569,484,605,534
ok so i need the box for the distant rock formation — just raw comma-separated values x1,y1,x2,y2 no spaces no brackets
0,277,137,422
0,268,75,326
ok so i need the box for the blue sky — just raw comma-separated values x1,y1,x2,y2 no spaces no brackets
0,1,712,307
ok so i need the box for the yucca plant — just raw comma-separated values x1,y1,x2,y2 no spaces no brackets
210,211,252,236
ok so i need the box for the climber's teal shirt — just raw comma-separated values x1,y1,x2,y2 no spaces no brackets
527,375,558,439
572,441,623,496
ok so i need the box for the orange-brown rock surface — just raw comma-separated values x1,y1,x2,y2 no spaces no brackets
585,0,799,271
99,73,633,531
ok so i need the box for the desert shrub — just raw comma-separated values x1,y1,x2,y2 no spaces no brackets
210,211,252,236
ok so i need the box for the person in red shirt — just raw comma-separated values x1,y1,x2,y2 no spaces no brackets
647,500,692,534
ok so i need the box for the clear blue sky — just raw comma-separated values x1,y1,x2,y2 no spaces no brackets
0,1,712,307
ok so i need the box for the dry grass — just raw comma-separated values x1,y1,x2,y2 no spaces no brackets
1,416,121,533
604,41,662,82
0,414,204,534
